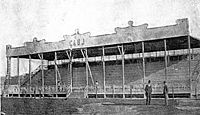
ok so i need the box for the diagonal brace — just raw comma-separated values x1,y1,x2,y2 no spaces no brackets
81,49,95,85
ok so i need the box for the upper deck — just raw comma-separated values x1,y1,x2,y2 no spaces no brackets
6,18,189,58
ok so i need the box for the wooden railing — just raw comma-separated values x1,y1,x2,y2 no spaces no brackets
86,80,190,94
4,80,193,98
13,84,72,95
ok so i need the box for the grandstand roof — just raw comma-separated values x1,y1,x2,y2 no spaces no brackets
6,18,198,60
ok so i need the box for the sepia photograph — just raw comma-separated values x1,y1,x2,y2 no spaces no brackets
0,0,200,114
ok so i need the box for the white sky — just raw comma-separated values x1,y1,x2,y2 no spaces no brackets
0,0,200,76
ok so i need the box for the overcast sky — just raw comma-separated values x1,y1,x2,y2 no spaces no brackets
0,0,200,76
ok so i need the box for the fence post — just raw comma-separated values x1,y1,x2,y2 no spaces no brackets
112,85,114,98
95,85,98,98
130,85,133,99
172,85,174,106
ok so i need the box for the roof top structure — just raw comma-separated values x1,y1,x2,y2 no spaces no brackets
6,18,191,60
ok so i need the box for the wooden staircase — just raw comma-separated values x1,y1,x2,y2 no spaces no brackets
21,65,48,86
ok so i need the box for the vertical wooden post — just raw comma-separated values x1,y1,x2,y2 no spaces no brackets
102,46,106,98
172,85,174,106
197,72,200,99
85,49,89,98
142,42,146,97
55,52,58,97
41,53,44,97
130,85,133,99
164,39,168,81
6,45,12,93
17,57,20,97
29,55,32,89
69,50,73,92
122,45,125,98
6,56,11,88
188,36,192,98
112,85,114,98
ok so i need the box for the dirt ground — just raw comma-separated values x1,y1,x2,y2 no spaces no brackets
1,98,200,115
75,103,200,115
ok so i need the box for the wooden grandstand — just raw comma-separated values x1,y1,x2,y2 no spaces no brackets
3,18,200,98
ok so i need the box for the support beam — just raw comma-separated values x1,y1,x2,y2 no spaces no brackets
85,49,89,97
17,57,20,97
117,46,122,54
70,51,73,91
6,56,11,88
167,51,170,68
54,52,58,97
29,55,32,87
87,65,94,85
121,45,125,98
117,45,125,98
102,46,106,98
164,39,168,81
39,53,45,96
5,45,12,93
56,66,62,83
188,36,192,98
81,49,94,85
66,50,73,90
54,63,62,95
86,63,94,85
142,42,146,92
81,50,95,84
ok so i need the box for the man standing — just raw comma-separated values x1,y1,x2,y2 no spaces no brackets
145,80,152,105
163,81,168,106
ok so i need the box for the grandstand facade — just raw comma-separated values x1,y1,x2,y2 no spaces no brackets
3,18,200,98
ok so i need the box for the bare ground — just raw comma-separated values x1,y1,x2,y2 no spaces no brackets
1,98,200,115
